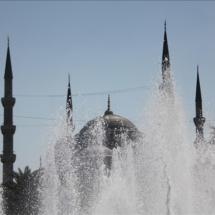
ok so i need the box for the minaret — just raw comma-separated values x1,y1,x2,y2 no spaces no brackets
162,20,170,78
66,74,73,126
1,38,16,184
193,65,205,141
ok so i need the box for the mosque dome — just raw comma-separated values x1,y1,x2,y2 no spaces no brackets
103,114,137,133
77,95,141,149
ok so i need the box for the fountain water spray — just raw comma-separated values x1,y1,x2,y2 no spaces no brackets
40,66,199,215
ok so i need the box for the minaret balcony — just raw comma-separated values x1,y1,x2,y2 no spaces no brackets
1,97,15,107
0,153,16,163
193,117,205,128
1,125,16,135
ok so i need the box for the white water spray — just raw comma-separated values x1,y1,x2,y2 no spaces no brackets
39,69,215,215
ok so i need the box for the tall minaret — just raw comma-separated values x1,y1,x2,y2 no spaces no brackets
66,74,73,126
162,21,170,81
1,38,16,184
193,66,205,141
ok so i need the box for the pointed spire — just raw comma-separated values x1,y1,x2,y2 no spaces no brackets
193,65,205,143
162,20,170,73
195,65,202,102
66,74,73,125
4,37,13,79
104,95,113,115
66,74,72,109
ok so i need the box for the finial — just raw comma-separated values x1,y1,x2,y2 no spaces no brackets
164,20,166,31
7,36,9,47
104,94,113,115
40,156,42,168
197,64,199,73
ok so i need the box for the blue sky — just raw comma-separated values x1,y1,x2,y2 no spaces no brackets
0,1,215,172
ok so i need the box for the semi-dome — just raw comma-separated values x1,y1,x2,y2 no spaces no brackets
76,95,141,149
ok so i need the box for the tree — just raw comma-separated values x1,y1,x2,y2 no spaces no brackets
2,166,41,215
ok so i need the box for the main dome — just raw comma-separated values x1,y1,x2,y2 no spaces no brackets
76,96,141,149
103,114,137,132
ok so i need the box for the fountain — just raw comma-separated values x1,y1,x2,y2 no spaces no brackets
38,61,215,215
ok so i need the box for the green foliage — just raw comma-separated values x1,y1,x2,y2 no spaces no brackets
2,166,41,215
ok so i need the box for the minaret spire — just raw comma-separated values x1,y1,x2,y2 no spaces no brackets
1,39,16,184
4,38,13,80
193,65,205,142
66,74,73,126
162,20,170,78
195,65,202,102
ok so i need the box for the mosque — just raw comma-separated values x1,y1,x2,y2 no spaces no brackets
0,23,205,184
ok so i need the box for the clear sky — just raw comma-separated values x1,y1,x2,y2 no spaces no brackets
0,1,215,173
